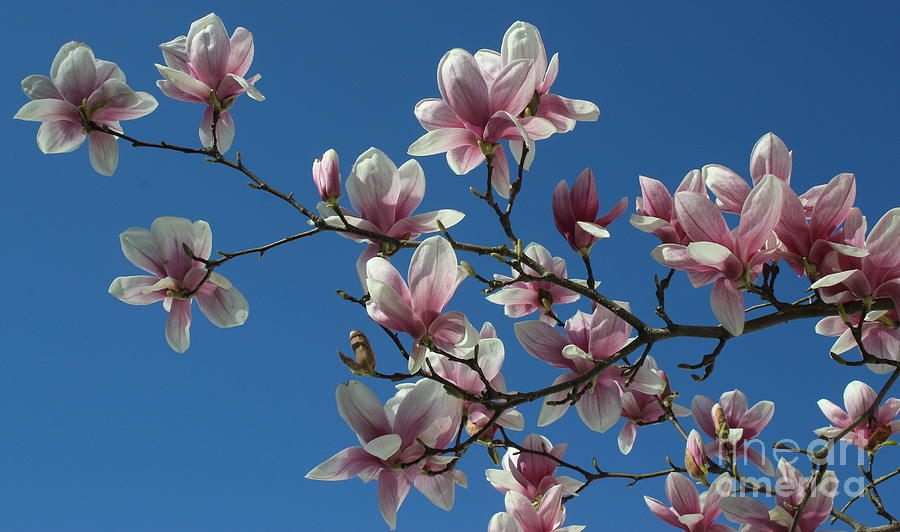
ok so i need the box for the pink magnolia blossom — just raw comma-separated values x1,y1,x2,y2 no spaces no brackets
486,242,580,324
810,207,900,316
644,472,736,532
552,168,627,253
305,379,465,530
486,434,583,501
719,460,837,532
630,170,706,245
500,21,600,134
108,217,249,353
691,390,775,475
427,323,524,437
815,310,900,373
312,148,341,202
618,362,692,455
365,236,477,372
703,132,792,215
488,485,585,532
515,305,664,432
651,174,784,336
815,380,900,450
407,39,557,197
318,148,465,284
684,429,709,481
156,13,264,153
774,172,864,276
14,41,158,175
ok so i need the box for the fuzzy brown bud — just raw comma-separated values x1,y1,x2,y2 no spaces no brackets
713,405,729,441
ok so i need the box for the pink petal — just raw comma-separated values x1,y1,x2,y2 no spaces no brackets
35,120,85,154
335,380,391,442
491,144,511,198
226,27,255,77
108,275,169,305
703,164,750,214
817,399,850,428
87,131,118,176
735,175,784,263
810,173,856,240
665,472,701,515
390,210,465,240
644,496,682,528
366,279,424,337
720,390,749,424
488,57,535,115
711,278,745,336
408,236,458,323
618,421,637,455
53,44,97,103
14,99,80,123
346,148,401,231
155,64,212,103
165,298,192,353
719,496,775,527
501,21,547,88
575,379,622,432
414,98,465,130
514,320,570,368
377,469,414,530
446,144,485,175
691,395,717,439
21,74,62,100
538,93,600,124
187,14,230,86
438,49,490,129
637,176,673,220
194,279,249,328
740,400,774,439
414,472,457,510
749,132,792,184
505,490,543,531
867,208,900,271
305,446,382,481
407,128,477,158
393,379,446,447
93,92,158,122
538,374,578,426
199,107,235,153
395,159,426,219
674,191,735,248
843,380,876,420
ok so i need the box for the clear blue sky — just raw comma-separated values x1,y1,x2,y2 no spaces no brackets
4,1,899,531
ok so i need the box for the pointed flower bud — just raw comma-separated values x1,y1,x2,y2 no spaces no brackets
713,404,730,441
349,330,376,372
312,148,341,203
685,429,708,482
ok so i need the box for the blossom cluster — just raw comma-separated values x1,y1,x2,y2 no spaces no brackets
14,12,900,532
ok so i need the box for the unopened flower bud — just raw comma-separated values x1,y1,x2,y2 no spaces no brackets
656,370,673,403
312,149,341,202
713,404,730,441
349,330,376,372
867,424,894,451
685,429,708,482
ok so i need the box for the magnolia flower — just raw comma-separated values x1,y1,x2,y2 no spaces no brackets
811,207,900,316
644,473,735,532
488,485,585,532
815,310,900,373
14,41,158,175
108,217,248,353
720,460,837,532
652,175,784,336
486,242,580,324
552,168,627,254
774,172,864,276
515,305,664,432
156,13,264,152
407,42,557,196
500,21,600,134
703,132,792,215
630,170,706,245
365,236,477,372
305,379,465,530
618,360,691,455
486,434,583,500
815,380,899,450
692,390,775,475
318,148,465,285
312,148,340,202
427,324,524,437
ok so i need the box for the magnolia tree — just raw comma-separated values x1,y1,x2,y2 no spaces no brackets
15,14,900,532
